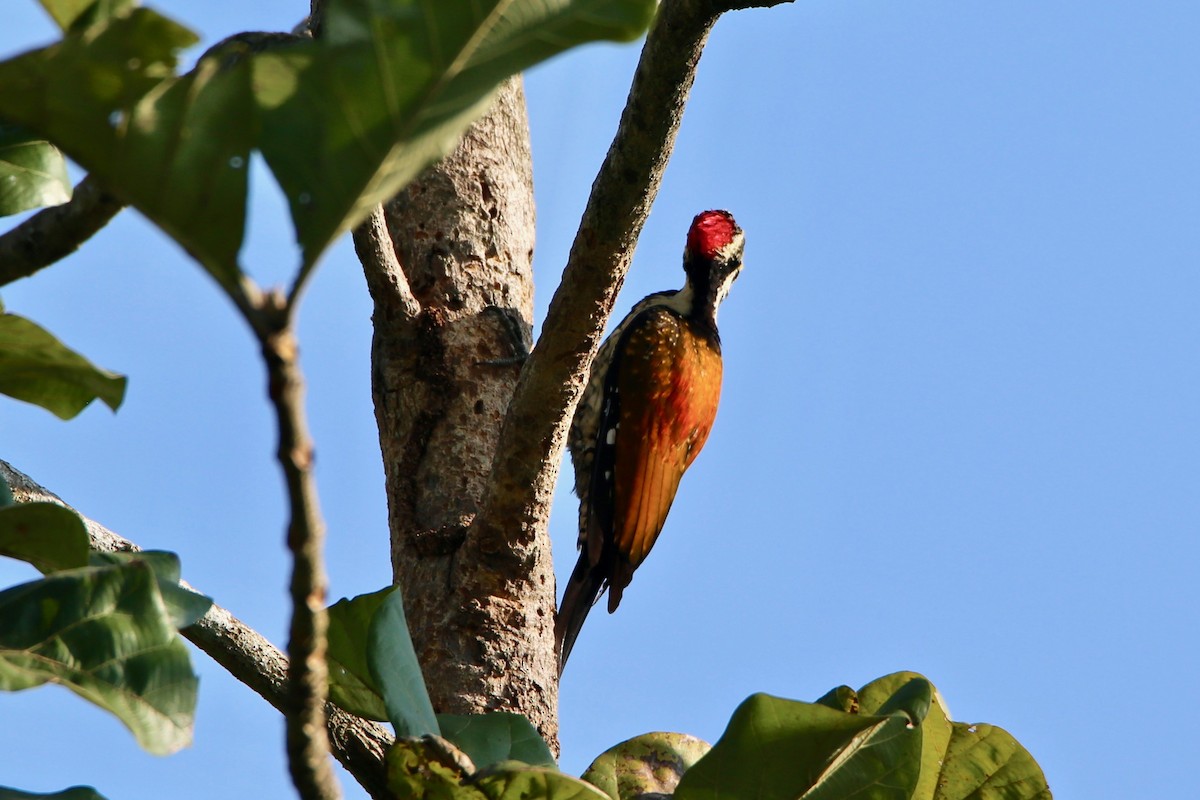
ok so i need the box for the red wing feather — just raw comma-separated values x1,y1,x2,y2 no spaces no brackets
608,308,722,605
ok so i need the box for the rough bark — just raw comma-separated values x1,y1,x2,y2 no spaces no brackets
357,78,556,741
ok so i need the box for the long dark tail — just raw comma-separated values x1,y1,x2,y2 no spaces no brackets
555,552,606,676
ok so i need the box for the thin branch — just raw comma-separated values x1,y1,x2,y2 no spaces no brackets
254,297,342,800
467,0,791,565
0,459,394,800
0,175,125,286
352,205,421,319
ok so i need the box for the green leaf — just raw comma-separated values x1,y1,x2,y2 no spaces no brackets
581,732,710,800
674,689,926,800
0,502,89,573
327,587,391,721
0,10,252,294
474,764,611,800
855,672,1052,800
89,550,212,629
675,674,1051,800
327,586,439,733
256,0,658,272
1,0,654,296
813,684,860,714
439,712,556,769
38,0,133,32
857,672,954,800
0,125,71,216
0,561,200,755
385,737,477,799
0,787,109,800
114,53,255,294
937,723,1053,800
0,308,126,418
0,10,198,143
367,584,439,737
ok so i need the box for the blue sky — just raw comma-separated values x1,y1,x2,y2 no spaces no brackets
3,1,1199,798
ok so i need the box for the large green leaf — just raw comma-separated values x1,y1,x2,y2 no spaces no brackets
856,672,954,799
0,302,126,418
327,586,391,721
256,0,657,271
0,0,654,298
581,732,710,800
0,561,200,755
439,712,556,769
0,502,90,573
386,743,611,800
112,54,255,293
474,764,611,800
675,686,926,800
0,788,108,800
328,588,550,764
674,674,1051,800
935,723,1052,800
856,673,1051,800
0,125,71,216
367,584,439,737
38,0,133,32
327,586,440,733
89,550,213,629
0,9,251,292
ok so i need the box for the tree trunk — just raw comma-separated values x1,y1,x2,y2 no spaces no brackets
357,78,559,746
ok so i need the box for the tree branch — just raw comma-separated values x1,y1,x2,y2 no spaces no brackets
468,0,790,566
253,298,341,800
352,206,421,320
0,175,124,286
0,459,394,800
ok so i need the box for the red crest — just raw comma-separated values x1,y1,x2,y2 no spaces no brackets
686,210,739,260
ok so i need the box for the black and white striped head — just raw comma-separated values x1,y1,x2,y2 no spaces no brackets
682,210,744,323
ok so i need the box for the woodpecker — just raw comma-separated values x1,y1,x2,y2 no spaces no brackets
556,209,745,673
